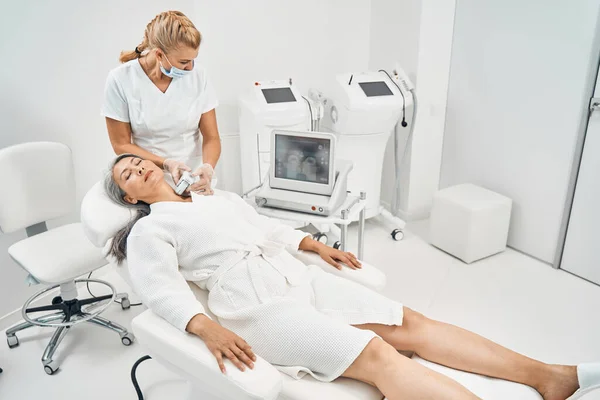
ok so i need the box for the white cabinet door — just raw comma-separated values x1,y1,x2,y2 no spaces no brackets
561,68,600,284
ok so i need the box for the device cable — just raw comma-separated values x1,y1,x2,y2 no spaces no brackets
378,69,408,127
391,88,418,216
131,355,153,400
86,271,143,307
302,95,314,131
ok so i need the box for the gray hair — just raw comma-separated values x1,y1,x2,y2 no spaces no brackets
104,153,151,264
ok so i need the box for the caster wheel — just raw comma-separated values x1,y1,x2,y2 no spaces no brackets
43,361,59,375
333,241,341,250
121,333,135,346
7,335,19,349
121,298,131,310
51,296,62,305
391,229,404,241
312,232,328,244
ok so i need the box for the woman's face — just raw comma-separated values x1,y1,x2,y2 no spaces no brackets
112,157,164,204
157,46,199,71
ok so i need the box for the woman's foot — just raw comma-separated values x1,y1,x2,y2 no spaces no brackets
537,364,579,400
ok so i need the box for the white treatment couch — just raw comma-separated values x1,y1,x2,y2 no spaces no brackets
81,181,541,400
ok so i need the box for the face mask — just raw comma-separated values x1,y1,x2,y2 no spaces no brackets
159,54,193,79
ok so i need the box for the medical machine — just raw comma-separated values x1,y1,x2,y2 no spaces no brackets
321,68,417,240
322,71,408,217
254,130,352,216
238,68,417,241
239,79,310,194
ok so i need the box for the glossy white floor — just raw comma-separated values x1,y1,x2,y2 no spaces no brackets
1,219,599,400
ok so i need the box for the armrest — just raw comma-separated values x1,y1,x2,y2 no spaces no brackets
132,310,282,400
293,250,386,291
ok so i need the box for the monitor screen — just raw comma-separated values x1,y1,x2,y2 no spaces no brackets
274,134,331,185
262,87,296,104
358,81,393,97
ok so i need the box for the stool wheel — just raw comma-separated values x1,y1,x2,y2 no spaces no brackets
121,333,135,346
7,335,19,349
44,360,59,375
391,229,404,241
312,232,328,244
121,298,131,310
333,241,341,250
51,296,62,305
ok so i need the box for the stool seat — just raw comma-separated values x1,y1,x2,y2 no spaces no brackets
430,184,512,263
9,223,107,284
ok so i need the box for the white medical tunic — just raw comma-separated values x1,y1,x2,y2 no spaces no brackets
101,59,218,171
126,191,404,382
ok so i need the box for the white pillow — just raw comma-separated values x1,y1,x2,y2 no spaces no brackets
80,180,133,248
80,178,218,249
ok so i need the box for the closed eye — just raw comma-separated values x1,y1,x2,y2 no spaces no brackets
125,158,142,180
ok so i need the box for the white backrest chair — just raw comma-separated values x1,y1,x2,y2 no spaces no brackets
0,142,134,376
79,177,546,400
81,179,387,400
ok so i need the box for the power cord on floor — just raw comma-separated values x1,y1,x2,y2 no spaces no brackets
131,355,153,400
86,271,143,307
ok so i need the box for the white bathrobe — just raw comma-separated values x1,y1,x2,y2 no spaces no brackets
126,190,404,382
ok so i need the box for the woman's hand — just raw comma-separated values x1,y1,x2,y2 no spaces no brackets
187,314,256,374
163,158,191,185
317,245,362,270
188,163,214,195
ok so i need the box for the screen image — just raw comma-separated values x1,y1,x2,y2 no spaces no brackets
358,81,393,97
262,88,296,104
274,135,331,185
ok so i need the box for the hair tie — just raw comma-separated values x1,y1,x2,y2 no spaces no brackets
135,47,142,54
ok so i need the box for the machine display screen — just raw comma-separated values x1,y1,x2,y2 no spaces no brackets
359,81,393,97
274,134,331,185
262,88,296,104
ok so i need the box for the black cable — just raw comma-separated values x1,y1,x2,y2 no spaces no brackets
301,95,314,131
378,69,408,127
131,355,152,400
86,271,143,307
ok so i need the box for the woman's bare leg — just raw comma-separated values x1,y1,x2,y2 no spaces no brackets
342,337,481,400
354,307,579,400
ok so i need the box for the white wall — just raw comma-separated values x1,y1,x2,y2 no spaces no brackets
0,1,371,318
368,0,457,221
441,0,600,263
192,0,372,193
368,0,422,213
0,0,196,318
403,0,456,220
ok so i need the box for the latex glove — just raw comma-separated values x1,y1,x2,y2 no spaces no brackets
188,163,214,195
163,158,191,185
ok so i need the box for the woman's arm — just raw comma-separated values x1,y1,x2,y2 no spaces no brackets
127,233,207,331
298,236,362,270
127,233,255,373
186,314,256,373
224,193,361,268
198,109,221,169
188,109,221,194
105,117,167,168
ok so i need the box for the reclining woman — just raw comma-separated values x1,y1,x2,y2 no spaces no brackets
105,153,595,400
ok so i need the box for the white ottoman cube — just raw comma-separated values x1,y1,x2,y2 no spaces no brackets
430,184,512,263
